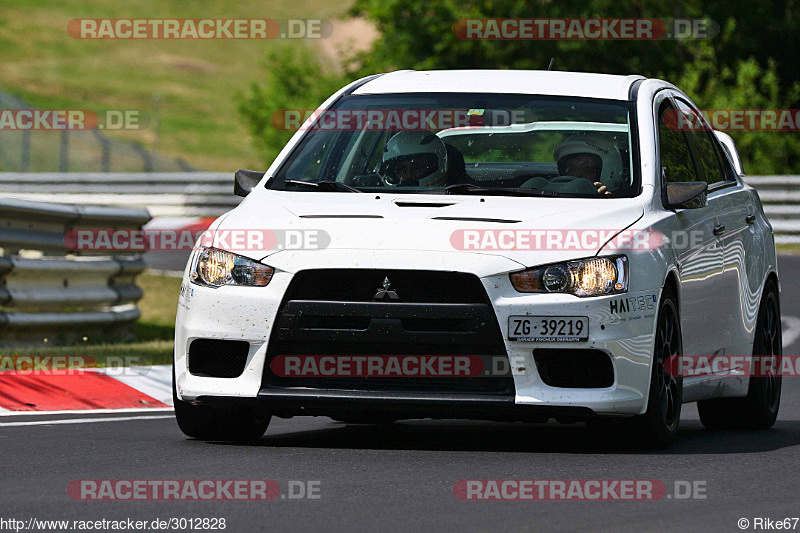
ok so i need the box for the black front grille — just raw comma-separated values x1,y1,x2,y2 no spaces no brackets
189,339,249,378
263,270,513,395
533,349,614,388
282,269,492,304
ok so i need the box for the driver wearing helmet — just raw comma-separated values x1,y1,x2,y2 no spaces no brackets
554,133,625,195
381,131,448,187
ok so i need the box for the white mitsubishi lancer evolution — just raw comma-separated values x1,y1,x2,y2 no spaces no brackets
173,70,781,448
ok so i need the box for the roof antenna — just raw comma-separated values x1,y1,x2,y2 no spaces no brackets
547,58,555,71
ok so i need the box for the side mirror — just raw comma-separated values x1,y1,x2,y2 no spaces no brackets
663,181,708,210
234,169,265,197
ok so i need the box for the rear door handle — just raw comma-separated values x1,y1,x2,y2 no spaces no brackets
745,214,756,225
713,224,726,236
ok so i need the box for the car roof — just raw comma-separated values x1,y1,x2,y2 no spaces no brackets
352,70,647,101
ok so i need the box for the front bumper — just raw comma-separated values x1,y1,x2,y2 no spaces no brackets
175,254,660,418
195,389,595,422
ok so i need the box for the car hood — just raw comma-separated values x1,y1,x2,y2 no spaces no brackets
211,190,645,272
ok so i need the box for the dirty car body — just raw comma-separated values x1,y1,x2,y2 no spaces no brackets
174,70,780,447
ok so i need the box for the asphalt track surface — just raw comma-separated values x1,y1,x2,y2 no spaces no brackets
3,256,800,533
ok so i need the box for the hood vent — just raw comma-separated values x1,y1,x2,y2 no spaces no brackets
433,217,520,224
299,214,383,219
394,201,455,208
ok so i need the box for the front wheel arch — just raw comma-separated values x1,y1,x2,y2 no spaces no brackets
661,268,681,310
631,284,684,448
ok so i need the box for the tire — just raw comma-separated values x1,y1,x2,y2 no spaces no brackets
173,368,270,442
631,287,684,449
698,280,782,430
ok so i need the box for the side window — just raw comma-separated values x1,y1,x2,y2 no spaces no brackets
675,99,725,185
658,102,697,183
712,136,737,181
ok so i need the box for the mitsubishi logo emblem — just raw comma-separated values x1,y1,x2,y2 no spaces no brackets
374,276,400,300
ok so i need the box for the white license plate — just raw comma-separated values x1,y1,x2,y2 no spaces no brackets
508,316,589,342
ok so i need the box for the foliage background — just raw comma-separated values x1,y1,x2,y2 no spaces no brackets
240,0,800,175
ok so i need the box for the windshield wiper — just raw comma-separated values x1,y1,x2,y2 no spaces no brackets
283,180,363,193
443,183,557,197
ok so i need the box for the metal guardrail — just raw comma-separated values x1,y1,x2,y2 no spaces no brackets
745,176,800,244
0,173,238,217
0,173,798,240
0,197,151,348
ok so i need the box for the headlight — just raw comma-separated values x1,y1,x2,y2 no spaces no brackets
191,247,274,287
509,256,628,297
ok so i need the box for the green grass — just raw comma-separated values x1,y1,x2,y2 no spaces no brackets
135,272,182,329
1,272,181,365
777,243,800,255
1,341,175,366
0,0,352,171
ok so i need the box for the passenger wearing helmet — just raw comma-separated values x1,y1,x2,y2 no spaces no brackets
554,133,625,195
381,131,448,187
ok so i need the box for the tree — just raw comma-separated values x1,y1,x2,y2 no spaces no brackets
240,0,800,173
237,46,344,165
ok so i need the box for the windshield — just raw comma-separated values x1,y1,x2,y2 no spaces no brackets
269,93,638,197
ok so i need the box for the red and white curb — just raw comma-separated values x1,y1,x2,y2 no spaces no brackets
0,365,173,414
